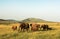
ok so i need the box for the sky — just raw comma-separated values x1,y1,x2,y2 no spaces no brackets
0,0,60,22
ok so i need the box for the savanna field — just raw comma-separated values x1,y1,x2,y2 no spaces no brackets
0,23,60,39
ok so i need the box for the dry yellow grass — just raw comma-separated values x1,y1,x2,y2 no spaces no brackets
0,23,60,39
0,23,19,35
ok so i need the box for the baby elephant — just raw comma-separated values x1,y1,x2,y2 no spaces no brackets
12,26,17,31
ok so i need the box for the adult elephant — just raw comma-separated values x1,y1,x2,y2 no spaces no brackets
30,23,40,31
18,22,29,32
41,24,49,31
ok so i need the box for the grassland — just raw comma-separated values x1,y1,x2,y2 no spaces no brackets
0,23,60,39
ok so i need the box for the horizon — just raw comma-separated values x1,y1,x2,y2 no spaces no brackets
0,0,60,22
0,17,60,22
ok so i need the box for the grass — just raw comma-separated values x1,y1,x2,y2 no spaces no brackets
0,23,60,39
0,30,60,39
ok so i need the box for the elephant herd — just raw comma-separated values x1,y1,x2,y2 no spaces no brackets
12,22,52,32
